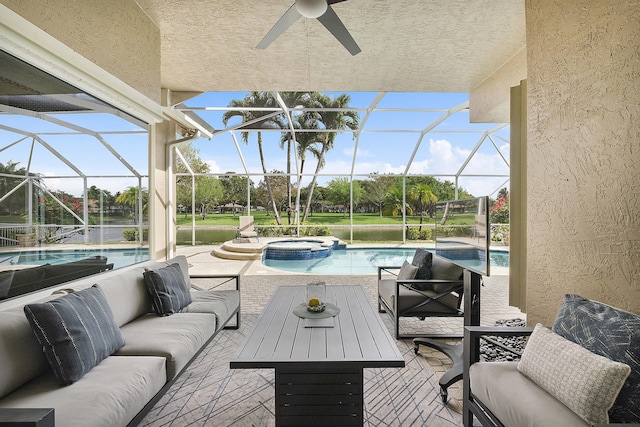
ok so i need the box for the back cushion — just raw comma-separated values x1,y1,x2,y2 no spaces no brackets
430,255,464,281
552,294,640,423
96,266,154,326
0,308,49,398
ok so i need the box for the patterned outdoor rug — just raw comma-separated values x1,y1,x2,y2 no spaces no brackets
139,313,462,427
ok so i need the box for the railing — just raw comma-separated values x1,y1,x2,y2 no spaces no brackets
0,224,150,247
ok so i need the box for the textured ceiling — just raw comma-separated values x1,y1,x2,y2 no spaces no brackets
134,0,526,93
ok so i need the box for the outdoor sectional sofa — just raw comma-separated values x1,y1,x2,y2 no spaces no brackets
0,255,240,427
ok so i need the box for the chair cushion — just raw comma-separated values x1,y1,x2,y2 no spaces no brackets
518,323,631,425
378,279,460,314
397,261,418,280
552,294,640,423
430,255,464,281
143,263,193,316
23,285,125,385
470,362,589,427
411,248,432,280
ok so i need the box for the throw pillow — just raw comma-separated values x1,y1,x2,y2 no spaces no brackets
552,294,640,423
143,263,192,316
397,261,418,281
411,248,432,280
23,285,125,385
518,323,631,426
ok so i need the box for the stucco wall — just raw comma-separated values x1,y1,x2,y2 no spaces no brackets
525,0,640,325
1,0,161,103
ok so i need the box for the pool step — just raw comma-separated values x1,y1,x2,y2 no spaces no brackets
211,241,265,260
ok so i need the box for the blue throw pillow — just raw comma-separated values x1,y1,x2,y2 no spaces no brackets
552,294,640,423
24,285,125,385
143,263,192,316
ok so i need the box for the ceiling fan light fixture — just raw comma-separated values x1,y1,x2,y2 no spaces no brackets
295,0,328,19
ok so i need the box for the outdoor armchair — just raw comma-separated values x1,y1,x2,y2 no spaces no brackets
377,250,464,340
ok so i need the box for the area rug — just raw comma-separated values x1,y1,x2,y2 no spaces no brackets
139,313,462,427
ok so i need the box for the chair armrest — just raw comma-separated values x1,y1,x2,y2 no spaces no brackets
464,326,533,366
189,274,240,292
378,265,401,280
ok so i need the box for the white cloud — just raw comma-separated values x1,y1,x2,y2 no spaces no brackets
206,159,221,173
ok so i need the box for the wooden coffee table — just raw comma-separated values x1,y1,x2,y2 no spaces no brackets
231,285,405,426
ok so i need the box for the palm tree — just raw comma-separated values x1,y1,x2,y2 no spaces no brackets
222,92,284,225
301,93,360,223
280,113,323,224
115,186,148,222
409,183,438,230
277,92,318,224
384,186,414,218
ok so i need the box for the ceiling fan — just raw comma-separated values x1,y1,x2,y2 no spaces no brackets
256,0,361,56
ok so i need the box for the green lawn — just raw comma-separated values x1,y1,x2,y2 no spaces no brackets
174,211,475,227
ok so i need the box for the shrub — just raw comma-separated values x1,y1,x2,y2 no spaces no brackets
122,228,148,241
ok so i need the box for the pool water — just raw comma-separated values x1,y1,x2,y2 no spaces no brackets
0,248,150,269
262,247,509,275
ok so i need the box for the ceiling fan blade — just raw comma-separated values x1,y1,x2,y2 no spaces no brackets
327,0,349,4
317,5,361,55
256,4,301,50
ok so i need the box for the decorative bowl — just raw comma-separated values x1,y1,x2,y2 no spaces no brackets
307,303,326,313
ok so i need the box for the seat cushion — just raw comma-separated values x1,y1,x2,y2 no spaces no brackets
182,290,240,330
378,279,460,314
518,324,630,425
470,361,589,427
552,294,640,423
0,356,166,427
23,285,125,385
143,263,193,316
116,312,217,379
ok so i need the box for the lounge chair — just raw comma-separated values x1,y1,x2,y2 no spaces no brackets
238,215,259,242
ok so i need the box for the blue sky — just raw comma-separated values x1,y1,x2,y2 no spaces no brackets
0,92,510,198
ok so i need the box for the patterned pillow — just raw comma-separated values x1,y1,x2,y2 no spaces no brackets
397,261,418,280
411,248,432,280
518,324,631,425
143,263,192,316
552,294,640,423
23,285,125,385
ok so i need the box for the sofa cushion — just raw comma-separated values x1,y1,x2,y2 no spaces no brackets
470,361,589,427
411,248,432,281
23,285,125,385
397,261,418,280
0,356,166,427
518,323,631,425
552,294,640,423
96,266,153,327
182,290,240,330
0,308,50,398
117,312,217,380
144,263,192,316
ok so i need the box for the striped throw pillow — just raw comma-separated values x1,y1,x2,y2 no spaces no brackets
24,285,125,385
143,263,192,316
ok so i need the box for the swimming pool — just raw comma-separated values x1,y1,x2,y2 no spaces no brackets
262,247,509,275
0,247,150,269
